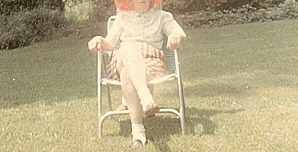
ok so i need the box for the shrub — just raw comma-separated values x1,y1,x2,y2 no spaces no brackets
63,0,113,24
161,0,287,13
251,0,285,8
162,0,245,13
61,0,114,39
0,0,114,50
0,0,64,15
0,7,66,50
162,0,205,13
89,1,116,23
175,1,298,28
64,0,95,24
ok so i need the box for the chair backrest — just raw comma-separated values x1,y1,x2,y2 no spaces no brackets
107,16,116,33
107,15,176,72
163,48,176,72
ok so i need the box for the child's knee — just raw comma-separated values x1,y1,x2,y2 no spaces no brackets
120,68,131,85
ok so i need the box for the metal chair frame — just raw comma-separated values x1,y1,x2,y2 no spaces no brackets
97,16,186,139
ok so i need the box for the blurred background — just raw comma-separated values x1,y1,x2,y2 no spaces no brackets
1,0,297,50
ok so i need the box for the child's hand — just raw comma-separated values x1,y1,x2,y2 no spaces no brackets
88,36,103,54
166,34,182,50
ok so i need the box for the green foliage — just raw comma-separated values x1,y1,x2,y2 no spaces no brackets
250,0,285,7
217,0,252,10
64,0,94,24
0,0,113,50
176,1,298,28
162,0,242,13
0,0,65,15
63,0,112,24
0,0,67,50
0,7,66,50
162,0,203,13
89,1,115,23
162,0,287,13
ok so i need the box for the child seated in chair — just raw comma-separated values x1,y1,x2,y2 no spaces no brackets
88,0,186,148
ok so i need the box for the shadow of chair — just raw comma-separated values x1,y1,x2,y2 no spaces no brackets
114,107,244,151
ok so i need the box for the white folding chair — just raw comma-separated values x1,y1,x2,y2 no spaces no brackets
97,16,186,139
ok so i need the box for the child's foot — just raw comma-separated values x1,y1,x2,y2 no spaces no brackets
132,140,143,148
144,103,159,118
115,104,128,111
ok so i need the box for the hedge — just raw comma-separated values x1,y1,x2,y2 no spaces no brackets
0,0,64,15
175,1,298,28
162,0,286,13
0,0,113,50
0,7,66,50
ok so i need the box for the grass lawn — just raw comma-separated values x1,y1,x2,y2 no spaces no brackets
1,20,298,151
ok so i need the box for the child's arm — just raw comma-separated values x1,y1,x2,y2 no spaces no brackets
163,12,187,49
88,36,115,54
88,12,124,54
166,32,187,50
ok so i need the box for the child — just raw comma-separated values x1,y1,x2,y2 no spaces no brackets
88,0,186,147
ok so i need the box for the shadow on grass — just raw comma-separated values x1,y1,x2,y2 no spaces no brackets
116,108,243,152
186,108,244,135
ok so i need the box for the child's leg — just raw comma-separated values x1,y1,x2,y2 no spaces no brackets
118,43,156,111
120,67,146,145
120,44,148,91
115,96,128,111
116,84,154,111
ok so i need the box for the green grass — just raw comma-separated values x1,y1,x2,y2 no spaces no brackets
1,20,298,151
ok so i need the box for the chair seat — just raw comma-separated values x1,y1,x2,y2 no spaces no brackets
101,78,121,85
101,73,177,85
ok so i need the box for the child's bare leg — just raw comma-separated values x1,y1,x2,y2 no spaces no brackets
119,43,157,112
116,85,154,111
120,67,143,124
115,96,128,111
120,44,147,91
120,67,146,145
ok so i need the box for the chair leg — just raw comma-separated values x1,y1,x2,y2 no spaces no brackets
180,109,186,136
178,74,186,136
174,49,186,136
99,115,102,139
106,84,112,111
98,83,103,139
97,49,103,139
